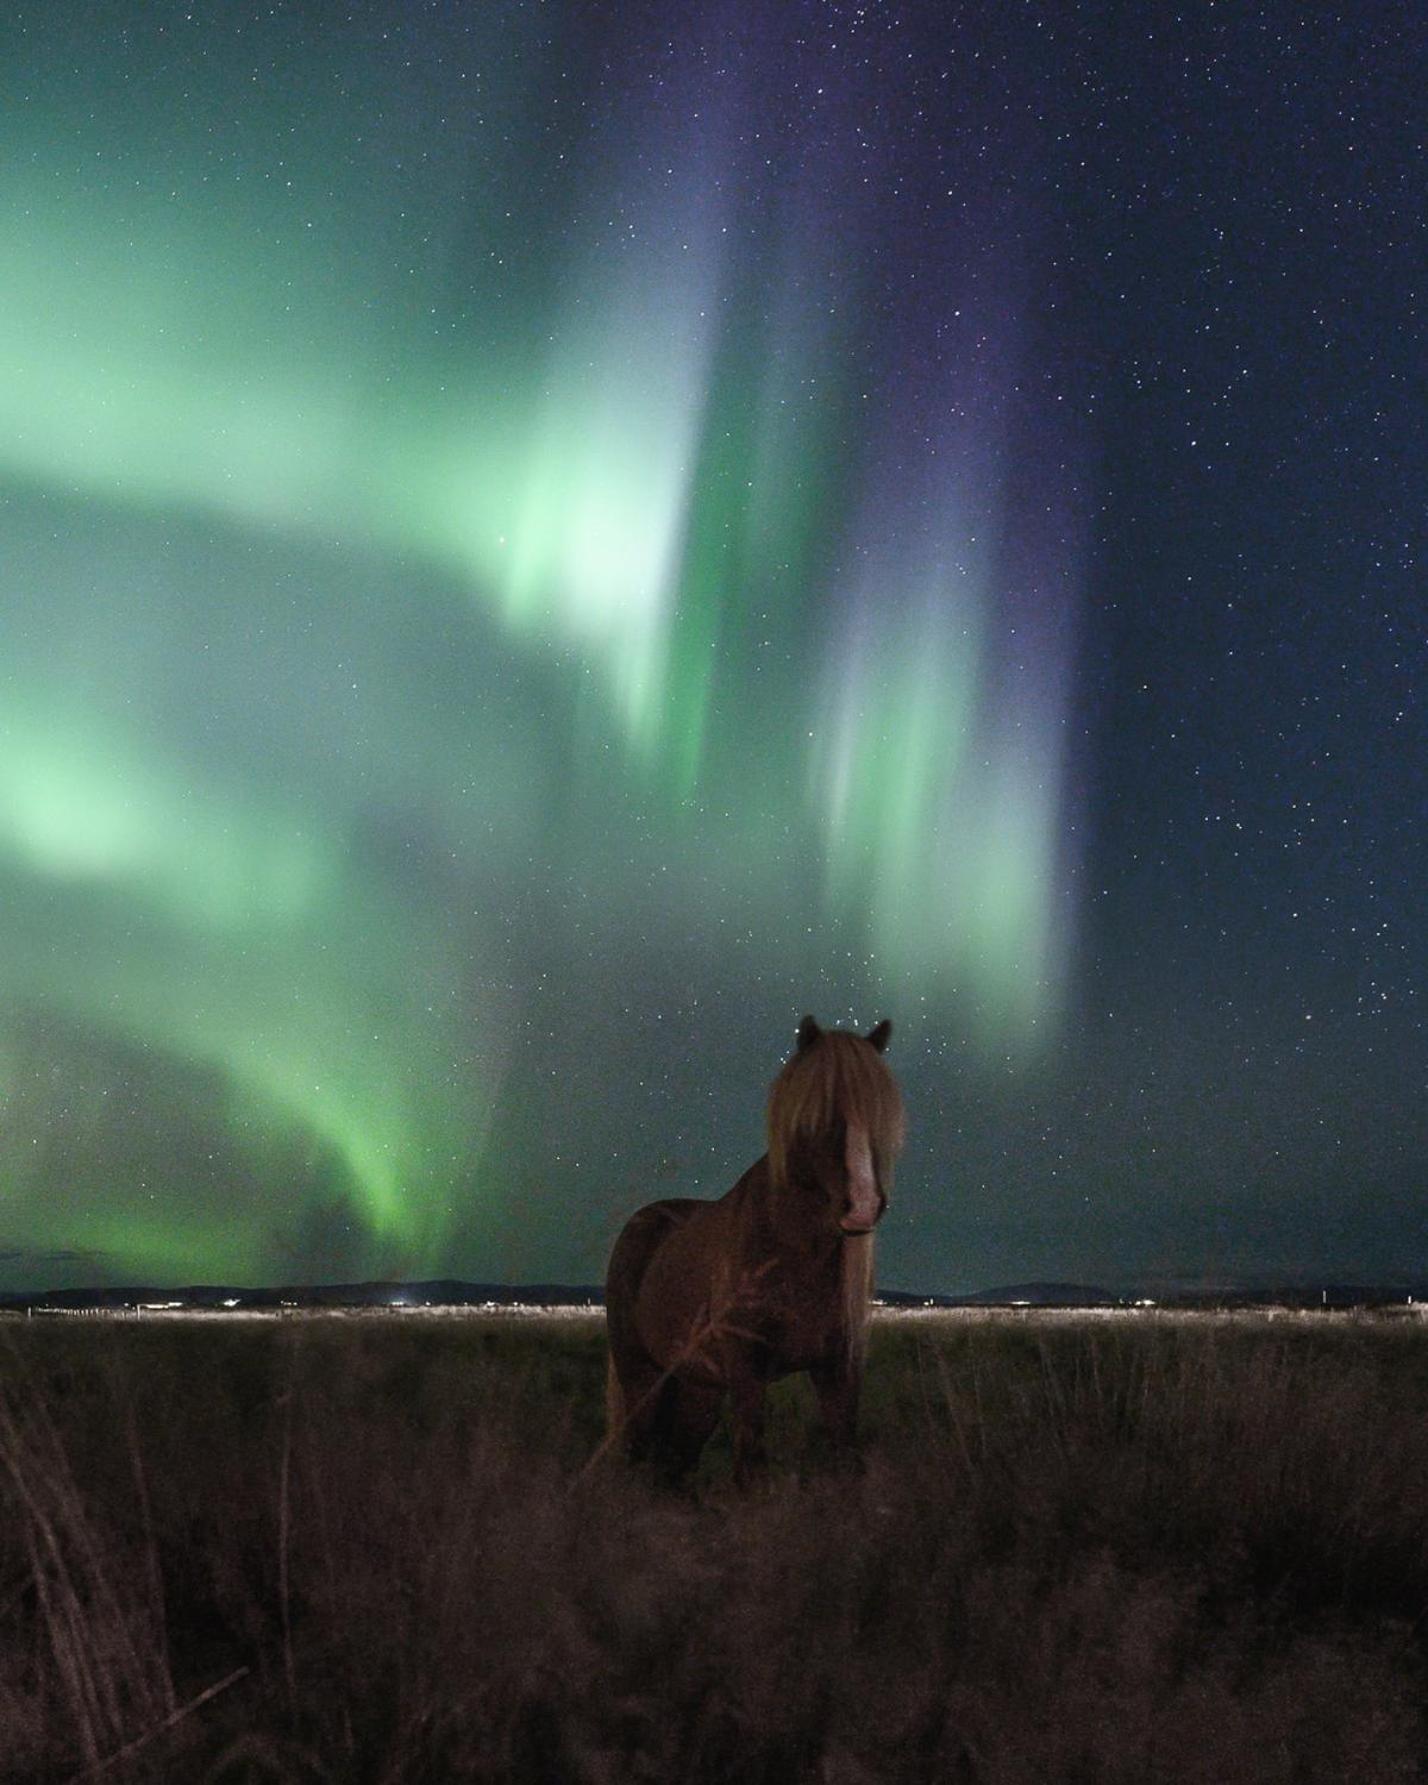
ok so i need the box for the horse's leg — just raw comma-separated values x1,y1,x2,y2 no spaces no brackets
661,1381,722,1485
810,1352,863,1469
613,1353,669,1465
729,1376,768,1487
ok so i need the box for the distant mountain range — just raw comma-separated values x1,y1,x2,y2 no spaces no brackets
2,1278,1424,1314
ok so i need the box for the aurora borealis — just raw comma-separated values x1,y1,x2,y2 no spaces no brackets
1,3,1422,1295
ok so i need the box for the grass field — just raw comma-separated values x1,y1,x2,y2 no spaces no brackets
2,1308,1426,1782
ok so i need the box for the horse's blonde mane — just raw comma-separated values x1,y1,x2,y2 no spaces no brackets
766,1029,906,1194
840,1228,877,1365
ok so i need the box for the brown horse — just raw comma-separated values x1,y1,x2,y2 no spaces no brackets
604,1015,905,1484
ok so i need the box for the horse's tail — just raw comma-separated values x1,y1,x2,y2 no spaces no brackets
841,1229,876,1367
605,1350,626,1443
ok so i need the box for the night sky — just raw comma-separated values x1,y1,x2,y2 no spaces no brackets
0,2,1422,1296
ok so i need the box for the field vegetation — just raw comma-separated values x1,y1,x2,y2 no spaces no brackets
2,1308,1426,1781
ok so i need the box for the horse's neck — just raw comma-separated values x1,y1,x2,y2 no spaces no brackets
721,1154,771,1210
721,1154,773,1232
741,1156,839,1265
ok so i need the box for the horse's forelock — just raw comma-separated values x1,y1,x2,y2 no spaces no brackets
766,1030,906,1190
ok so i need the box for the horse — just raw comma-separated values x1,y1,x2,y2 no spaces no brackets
604,1015,905,1484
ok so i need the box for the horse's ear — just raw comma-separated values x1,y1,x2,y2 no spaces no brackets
795,1014,823,1052
866,1019,892,1053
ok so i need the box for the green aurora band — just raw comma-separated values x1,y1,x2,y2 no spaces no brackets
0,16,1083,1286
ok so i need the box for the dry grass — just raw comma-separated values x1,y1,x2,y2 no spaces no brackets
1,1311,1425,1782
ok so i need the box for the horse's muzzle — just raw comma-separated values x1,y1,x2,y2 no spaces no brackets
839,1194,886,1236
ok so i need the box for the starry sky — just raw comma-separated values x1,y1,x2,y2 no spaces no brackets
0,1,1422,1296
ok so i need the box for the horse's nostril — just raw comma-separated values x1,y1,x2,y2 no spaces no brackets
841,1200,883,1233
